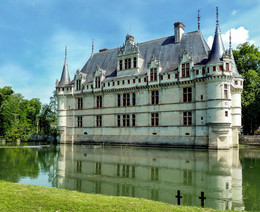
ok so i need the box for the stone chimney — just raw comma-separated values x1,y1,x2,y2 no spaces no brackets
174,22,185,43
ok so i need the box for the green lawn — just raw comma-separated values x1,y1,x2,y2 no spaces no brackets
0,181,224,212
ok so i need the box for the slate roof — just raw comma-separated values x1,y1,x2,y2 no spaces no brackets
80,31,210,82
58,61,71,86
208,24,225,65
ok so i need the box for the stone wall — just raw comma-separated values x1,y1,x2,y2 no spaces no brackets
239,135,260,145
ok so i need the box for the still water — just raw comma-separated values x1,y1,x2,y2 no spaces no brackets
0,144,259,211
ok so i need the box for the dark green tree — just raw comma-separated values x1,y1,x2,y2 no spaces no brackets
233,42,260,134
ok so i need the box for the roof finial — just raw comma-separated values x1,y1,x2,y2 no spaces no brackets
229,29,232,55
91,39,94,57
216,7,219,26
198,9,200,31
65,46,67,64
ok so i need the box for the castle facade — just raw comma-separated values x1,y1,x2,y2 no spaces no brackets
56,10,243,149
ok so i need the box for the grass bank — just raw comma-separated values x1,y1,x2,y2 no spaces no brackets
0,181,223,212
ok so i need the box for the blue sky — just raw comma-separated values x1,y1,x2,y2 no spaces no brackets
0,0,259,104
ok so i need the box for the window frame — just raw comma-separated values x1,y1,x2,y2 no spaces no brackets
183,111,192,126
151,90,159,105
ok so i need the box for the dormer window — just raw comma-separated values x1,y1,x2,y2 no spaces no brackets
133,57,137,68
225,63,229,71
150,68,157,81
181,63,190,77
76,79,81,90
95,76,101,88
119,60,123,70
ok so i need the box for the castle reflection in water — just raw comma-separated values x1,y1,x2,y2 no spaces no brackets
57,145,244,210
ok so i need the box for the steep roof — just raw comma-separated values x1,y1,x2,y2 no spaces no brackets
208,24,225,64
58,48,71,86
80,31,210,81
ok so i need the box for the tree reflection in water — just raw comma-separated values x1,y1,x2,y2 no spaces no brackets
0,146,59,187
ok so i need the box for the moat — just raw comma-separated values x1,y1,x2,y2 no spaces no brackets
0,144,259,211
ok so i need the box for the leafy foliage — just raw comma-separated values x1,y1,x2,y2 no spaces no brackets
0,87,58,142
233,42,260,134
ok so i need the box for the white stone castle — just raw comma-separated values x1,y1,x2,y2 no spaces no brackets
56,9,243,149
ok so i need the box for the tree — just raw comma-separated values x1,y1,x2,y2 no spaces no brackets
233,43,260,134
0,86,42,141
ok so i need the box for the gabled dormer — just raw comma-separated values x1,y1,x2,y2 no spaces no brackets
179,51,193,78
147,55,161,83
117,34,143,76
74,70,82,91
93,67,106,89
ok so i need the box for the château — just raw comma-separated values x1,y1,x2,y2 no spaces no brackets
56,8,243,149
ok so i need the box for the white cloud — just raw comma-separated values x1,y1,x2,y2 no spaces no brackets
207,26,252,50
232,10,238,16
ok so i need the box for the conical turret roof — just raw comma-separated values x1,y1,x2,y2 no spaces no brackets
59,47,71,86
208,8,225,64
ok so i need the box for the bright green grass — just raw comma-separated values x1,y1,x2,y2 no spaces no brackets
0,181,225,212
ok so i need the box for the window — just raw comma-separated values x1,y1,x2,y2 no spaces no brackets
183,170,192,186
181,63,190,77
96,96,102,108
133,57,137,68
96,115,102,127
127,58,131,69
132,93,136,106
96,162,101,175
76,79,81,90
77,116,82,127
77,98,83,109
62,88,64,91
225,111,228,117
113,82,115,86
124,59,127,69
117,81,120,85
108,82,110,87
119,60,123,70
196,70,199,75
144,77,147,82
123,114,130,127
224,84,228,99
219,65,223,71
117,115,121,127
175,73,178,78
202,68,205,75
235,80,238,85
132,114,136,126
151,113,159,126
151,167,159,181
123,93,130,106
183,112,192,126
213,66,216,71
133,79,135,84
128,80,130,84
95,76,101,88
183,87,192,102
160,75,163,80
117,94,121,107
122,80,125,85
201,95,203,100
151,90,159,105
76,161,82,173
150,68,157,81
226,63,229,71
168,74,170,79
